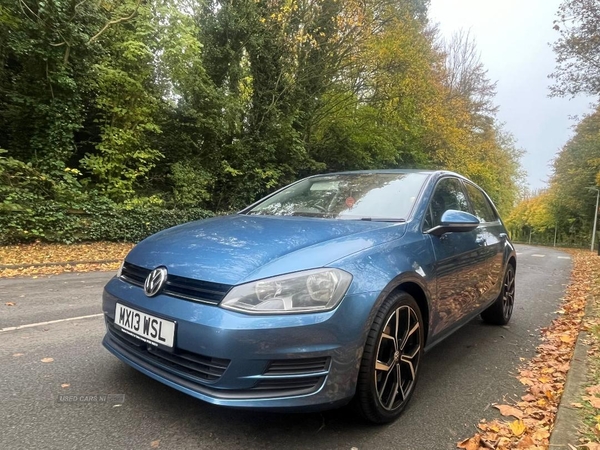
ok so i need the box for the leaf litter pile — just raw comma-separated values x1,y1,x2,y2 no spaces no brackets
458,250,600,450
0,242,133,278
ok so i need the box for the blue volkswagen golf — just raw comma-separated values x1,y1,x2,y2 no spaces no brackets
102,170,516,423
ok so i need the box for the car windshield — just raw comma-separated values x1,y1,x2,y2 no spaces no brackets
246,172,429,221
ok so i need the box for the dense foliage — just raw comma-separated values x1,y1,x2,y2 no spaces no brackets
507,0,600,246
0,149,212,243
1,0,523,243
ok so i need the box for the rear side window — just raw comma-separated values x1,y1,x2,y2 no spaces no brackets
464,183,498,223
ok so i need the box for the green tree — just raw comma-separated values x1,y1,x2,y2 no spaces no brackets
80,1,162,200
0,0,106,177
550,0,600,97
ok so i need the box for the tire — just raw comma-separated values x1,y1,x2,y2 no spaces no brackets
355,291,424,424
481,264,515,326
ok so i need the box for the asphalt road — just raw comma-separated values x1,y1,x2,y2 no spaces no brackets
0,245,572,450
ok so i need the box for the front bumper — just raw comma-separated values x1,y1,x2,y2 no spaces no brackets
102,277,377,410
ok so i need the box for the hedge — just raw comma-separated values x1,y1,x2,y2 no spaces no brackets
0,153,216,244
0,201,214,244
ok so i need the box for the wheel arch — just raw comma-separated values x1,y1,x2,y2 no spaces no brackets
390,282,430,346
369,273,432,346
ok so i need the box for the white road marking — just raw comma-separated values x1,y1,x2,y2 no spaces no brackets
557,256,571,259
531,254,546,257
516,252,522,255
0,313,103,333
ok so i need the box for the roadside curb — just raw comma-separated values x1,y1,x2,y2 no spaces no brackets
0,259,121,270
549,320,590,446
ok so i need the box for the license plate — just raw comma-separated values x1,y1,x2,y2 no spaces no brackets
114,303,175,348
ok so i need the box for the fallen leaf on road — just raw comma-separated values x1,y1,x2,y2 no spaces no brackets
40,357,54,363
516,434,535,448
61,383,70,388
509,419,526,437
532,429,549,441
560,334,574,343
5,302,16,306
494,404,523,419
12,353,24,357
457,434,480,450
570,402,584,408
479,439,496,450
150,440,160,448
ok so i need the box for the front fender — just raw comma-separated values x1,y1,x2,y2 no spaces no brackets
330,233,436,349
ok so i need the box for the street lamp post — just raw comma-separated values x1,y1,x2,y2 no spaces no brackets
588,187,600,252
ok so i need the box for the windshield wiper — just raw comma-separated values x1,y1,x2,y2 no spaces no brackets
359,217,406,222
291,212,330,218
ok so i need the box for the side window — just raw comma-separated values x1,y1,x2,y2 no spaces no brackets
464,183,498,223
425,178,470,230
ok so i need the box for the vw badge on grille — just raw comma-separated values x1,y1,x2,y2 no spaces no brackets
144,267,167,297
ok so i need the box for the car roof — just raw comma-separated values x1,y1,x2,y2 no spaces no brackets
310,169,466,179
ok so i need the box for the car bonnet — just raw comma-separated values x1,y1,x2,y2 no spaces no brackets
124,214,406,285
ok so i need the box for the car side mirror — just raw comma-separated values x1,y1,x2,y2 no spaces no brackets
425,210,480,237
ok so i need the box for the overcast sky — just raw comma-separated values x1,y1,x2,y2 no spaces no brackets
428,0,595,192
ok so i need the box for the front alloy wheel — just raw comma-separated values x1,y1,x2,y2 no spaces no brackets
355,292,424,423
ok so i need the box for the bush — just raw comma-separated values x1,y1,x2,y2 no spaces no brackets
169,161,214,208
0,149,214,244
82,205,214,243
0,202,214,244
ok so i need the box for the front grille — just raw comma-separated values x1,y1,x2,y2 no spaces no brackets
120,262,149,286
107,320,230,382
252,376,324,391
120,262,232,305
264,357,330,375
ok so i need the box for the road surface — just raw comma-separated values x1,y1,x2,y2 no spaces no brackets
0,245,572,449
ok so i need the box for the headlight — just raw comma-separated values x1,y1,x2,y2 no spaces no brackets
116,260,125,278
220,268,352,314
